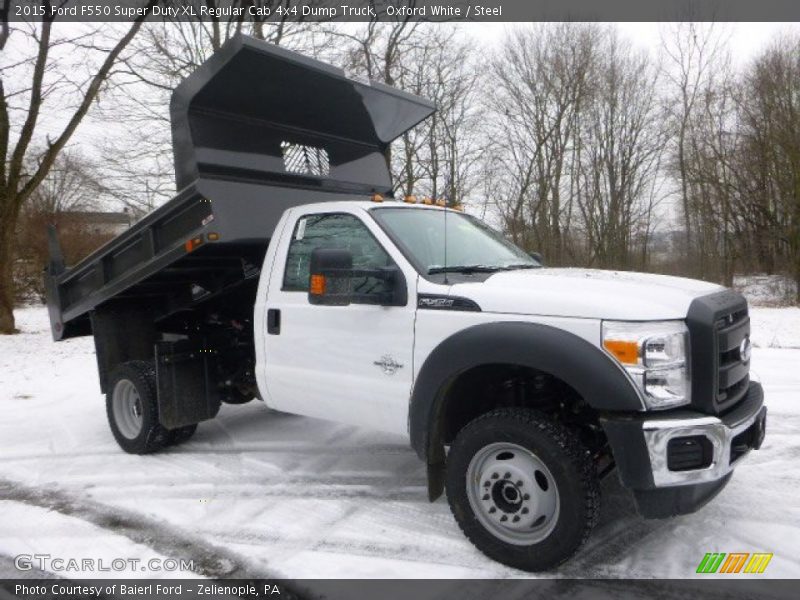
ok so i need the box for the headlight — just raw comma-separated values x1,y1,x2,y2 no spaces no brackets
602,320,690,410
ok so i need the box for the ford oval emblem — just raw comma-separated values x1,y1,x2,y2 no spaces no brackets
739,337,752,363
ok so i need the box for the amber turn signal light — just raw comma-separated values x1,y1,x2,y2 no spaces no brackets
603,340,639,365
309,274,327,295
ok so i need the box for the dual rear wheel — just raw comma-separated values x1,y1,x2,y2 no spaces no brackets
106,360,196,454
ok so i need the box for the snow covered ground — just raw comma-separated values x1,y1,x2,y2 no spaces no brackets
0,306,798,583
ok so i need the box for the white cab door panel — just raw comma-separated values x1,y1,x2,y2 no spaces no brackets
262,207,416,436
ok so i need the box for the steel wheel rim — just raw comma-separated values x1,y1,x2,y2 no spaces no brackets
112,379,144,440
466,442,560,545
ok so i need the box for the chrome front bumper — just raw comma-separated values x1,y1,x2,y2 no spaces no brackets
643,400,767,487
601,381,765,518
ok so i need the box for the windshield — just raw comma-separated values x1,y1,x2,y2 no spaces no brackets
371,207,539,276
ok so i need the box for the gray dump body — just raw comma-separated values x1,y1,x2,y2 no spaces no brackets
46,35,435,341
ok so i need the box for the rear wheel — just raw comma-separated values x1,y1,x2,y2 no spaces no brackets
106,361,171,454
445,408,600,572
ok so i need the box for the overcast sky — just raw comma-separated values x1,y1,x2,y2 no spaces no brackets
476,22,792,65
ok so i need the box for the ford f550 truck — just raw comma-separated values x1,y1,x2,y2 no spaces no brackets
46,37,767,571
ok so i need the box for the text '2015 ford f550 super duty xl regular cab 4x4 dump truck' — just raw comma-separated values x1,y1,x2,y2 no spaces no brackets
45,36,767,572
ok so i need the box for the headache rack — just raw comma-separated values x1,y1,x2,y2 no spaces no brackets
45,35,435,341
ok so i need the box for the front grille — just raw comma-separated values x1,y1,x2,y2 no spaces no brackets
686,289,750,415
715,309,750,405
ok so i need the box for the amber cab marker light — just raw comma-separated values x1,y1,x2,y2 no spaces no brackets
309,274,327,295
421,197,433,205
435,198,447,207
184,236,204,252
404,195,417,204
603,340,639,365
207,232,220,241
371,193,384,203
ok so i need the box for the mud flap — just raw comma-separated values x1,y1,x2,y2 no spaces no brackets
155,340,221,429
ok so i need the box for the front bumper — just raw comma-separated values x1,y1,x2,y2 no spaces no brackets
601,381,766,518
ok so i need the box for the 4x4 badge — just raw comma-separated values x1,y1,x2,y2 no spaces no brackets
374,355,403,375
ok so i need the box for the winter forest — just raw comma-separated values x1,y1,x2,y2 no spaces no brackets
2,14,800,332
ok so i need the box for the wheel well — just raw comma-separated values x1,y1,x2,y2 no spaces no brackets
437,364,606,454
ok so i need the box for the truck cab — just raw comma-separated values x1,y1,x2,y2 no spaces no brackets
46,36,766,572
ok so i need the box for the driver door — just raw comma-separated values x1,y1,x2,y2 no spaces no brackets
263,210,416,436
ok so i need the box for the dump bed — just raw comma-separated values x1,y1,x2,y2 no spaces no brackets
46,36,435,341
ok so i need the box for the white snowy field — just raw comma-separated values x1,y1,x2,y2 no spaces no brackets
0,306,798,582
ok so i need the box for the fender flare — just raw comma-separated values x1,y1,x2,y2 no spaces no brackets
409,321,644,463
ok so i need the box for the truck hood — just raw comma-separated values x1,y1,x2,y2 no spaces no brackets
450,268,724,321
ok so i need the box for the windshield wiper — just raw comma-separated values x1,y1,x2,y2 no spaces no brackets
427,265,502,275
496,264,540,271
427,263,540,275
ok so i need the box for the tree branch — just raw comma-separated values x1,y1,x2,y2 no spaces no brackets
17,2,158,204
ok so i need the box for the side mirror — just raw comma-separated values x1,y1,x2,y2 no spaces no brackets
308,248,353,306
529,251,544,266
308,248,407,307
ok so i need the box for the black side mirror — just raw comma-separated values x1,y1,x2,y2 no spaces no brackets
529,252,544,266
308,248,407,307
308,248,353,306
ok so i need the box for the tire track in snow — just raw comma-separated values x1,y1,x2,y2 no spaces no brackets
0,478,304,594
1,443,411,464
85,478,427,502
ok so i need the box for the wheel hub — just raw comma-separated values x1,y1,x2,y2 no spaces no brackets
112,378,144,440
467,442,560,545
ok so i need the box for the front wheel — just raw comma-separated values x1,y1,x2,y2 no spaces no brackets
445,408,600,572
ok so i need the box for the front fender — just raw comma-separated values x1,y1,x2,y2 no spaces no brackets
409,321,644,463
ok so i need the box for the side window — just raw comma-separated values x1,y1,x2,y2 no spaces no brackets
282,213,393,295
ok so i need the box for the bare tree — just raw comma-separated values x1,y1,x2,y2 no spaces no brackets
392,27,482,203
574,32,667,269
661,22,729,272
14,150,113,302
0,3,155,333
489,24,599,263
736,35,800,301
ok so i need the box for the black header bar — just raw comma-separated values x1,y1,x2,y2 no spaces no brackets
6,0,800,23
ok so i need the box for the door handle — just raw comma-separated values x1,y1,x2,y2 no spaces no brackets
267,309,281,335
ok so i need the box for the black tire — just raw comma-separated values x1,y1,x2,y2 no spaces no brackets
222,389,254,405
106,360,171,454
167,424,197,446
445,408,600,572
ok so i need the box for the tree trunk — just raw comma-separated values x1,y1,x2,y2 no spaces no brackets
0,199,17,333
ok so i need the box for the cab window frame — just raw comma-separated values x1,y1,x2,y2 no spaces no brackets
280,211,401,297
